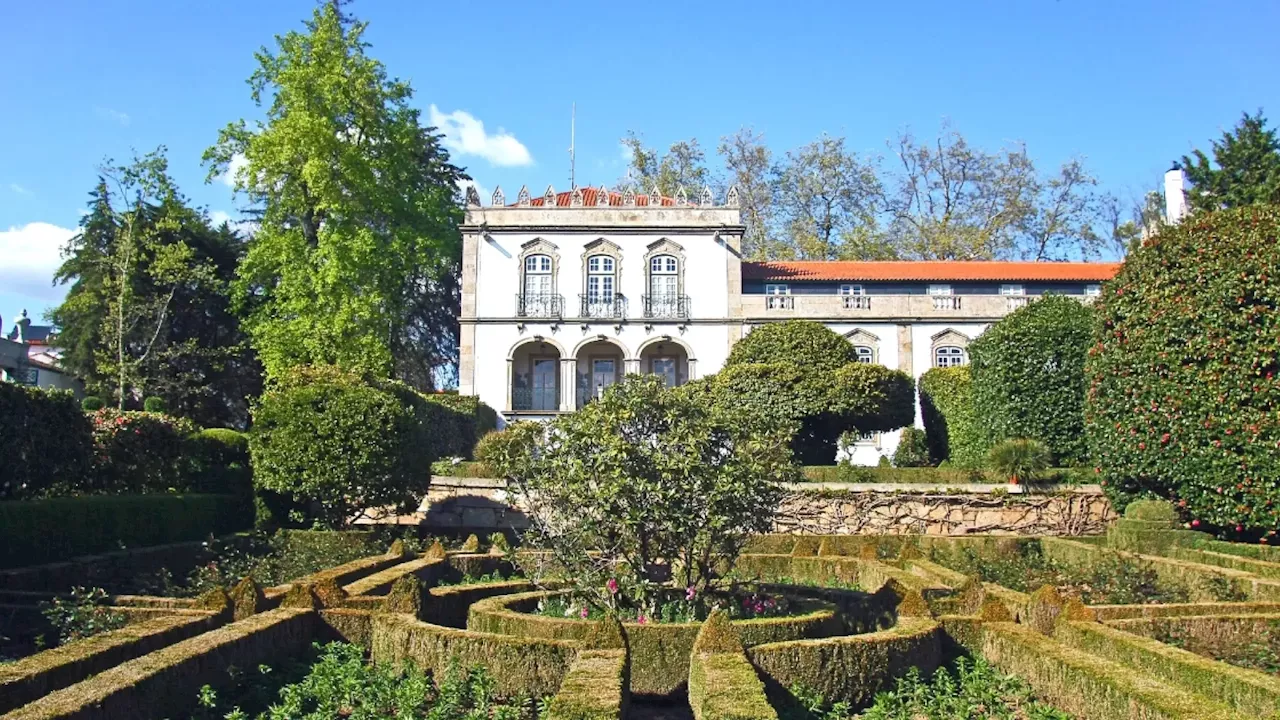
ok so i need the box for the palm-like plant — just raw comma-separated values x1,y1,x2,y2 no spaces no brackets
988,438,1052,485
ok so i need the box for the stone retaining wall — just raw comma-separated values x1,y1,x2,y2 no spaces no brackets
415,477,1115,536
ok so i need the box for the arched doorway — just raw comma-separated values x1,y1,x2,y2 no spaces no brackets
510,339,563,412
574,338,627,408
638,337,693,387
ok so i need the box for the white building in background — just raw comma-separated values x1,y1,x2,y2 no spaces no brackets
459,184,1118,464
0,310,82,394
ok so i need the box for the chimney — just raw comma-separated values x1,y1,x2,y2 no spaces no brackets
14,309,30,344
1164,165,1188,225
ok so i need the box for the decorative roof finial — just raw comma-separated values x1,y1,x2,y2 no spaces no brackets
516,185,531,207
648,186,662,207
570,186,584,207
622,186,636,207
543,185,557,206
596,185,611,206
464,184,481,207
725,185,740,208
676,187,689,207
699,185,714,207
491,186,505,206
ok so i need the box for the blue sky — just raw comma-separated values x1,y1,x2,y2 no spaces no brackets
2,0,1277,327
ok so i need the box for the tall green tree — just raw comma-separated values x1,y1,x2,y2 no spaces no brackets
619,132,713,200
205,2,465,383
1179,111,1280,213
772,135,880,260
51,153,260,426
718,127,783,259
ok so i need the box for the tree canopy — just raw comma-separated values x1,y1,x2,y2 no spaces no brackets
204,2,465,385
1179,111,1280,213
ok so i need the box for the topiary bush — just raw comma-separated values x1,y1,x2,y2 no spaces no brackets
186,428,252,496
892,428,931,468
918,366,985,468
969,294,1095,465
1086,205,1280,534
88,408,198,494
0,384,93,499
142,396,166,413
249,365,435,528
704,321,915,464
988,438,1053,484
80,396,104,411
422,392,499,459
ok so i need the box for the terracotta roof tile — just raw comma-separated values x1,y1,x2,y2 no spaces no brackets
521,187,681,207
741,261,1120,282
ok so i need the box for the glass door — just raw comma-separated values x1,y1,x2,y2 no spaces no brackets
530,358,558,411
591,358,617,400
651,357,677,387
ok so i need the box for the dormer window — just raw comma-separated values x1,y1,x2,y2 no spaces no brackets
999,284,1024,296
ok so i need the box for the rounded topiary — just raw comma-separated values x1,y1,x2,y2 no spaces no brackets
424,539,447,561
488,532,510,555
692,609,743,654
726,320,857,373
892,427,931,468
919,366,985,468
969,294,1095,464
460,534,481,553
249,365,435,529
1024,585,1065,636
143,396,166,413
1086,205,1280,533
80,396,104,411
279,583,320,609
1061,597,1097,622
194,586,233,618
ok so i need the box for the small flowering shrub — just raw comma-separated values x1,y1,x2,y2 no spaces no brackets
40,586,129,645
89,408,198,493
1086,205,1280,535
486,375,796,617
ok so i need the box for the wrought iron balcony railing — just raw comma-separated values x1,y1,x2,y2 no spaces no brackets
579,293,626,319
642,294,690,320
515,293,564,319
512,386,559,412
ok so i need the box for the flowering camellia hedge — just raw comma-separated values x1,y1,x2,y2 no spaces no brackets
1085,204,1280,536
90,409,198,494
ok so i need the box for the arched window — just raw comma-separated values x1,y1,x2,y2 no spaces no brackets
854,346,875,364
935,346,967,367
585,254,617,316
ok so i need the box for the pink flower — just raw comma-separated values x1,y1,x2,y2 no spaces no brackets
579,607,589,619
637,614,648,625
685,586,696,601
606,578,618,595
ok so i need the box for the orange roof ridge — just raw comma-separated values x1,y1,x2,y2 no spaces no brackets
742,260,1120,282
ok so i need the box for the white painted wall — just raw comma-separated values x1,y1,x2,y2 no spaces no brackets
474,231,730,321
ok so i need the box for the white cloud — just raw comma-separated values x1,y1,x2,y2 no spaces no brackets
93,106,130,126
8,183,30,195
0,222,76,304
208,209,258,237
428,105,533,167
219,153,250,188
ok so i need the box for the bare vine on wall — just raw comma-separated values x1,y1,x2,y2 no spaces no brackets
772,490,1115,536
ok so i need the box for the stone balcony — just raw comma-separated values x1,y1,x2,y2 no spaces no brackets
742,294,1087,321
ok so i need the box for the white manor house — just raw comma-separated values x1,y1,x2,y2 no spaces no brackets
458,183,1119,464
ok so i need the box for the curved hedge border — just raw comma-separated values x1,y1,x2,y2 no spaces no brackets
370,611,577,698
545,649,630,720
745,616,941,706
467,591,843,697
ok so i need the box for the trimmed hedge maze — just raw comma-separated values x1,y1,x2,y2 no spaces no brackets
3,502,1280,719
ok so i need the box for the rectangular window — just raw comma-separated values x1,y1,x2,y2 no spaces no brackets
1085,284,1102,297
651,357,677,387
928,284,953,296
839,284,865,295
765,283,789,295
999,284,1024,296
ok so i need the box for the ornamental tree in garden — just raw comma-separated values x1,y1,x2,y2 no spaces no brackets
1085,205,1280,534
482,375,795,614
969,294,1095,465
705,320,915,463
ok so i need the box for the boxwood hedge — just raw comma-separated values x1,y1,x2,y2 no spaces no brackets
918,367,985,468
0,384,93,500
1085,205,1280,534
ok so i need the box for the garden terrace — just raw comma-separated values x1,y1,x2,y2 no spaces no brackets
5,504,1280,719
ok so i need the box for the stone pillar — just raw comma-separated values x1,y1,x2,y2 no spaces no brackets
505,358,514,412
559,358,576,412
687,358,698,381
897,324,913,375
624,358,640,375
